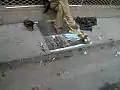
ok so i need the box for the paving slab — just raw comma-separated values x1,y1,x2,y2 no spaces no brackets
0,44,120,90
37,18,120,50
0,23,50,62
1,17,120,62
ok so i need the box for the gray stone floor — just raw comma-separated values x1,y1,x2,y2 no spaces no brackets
1,17,120,62
0,23,50,62
0,46,120,90
0,17,120,90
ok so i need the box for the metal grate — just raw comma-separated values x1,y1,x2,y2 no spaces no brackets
0,0,120,6
83,0,111,5
0,0,42,6
110,0,120,5
69,0,83,5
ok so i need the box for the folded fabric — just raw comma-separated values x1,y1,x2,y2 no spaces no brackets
63,33,79,40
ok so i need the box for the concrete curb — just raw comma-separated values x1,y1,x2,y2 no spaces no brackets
0,39,119,72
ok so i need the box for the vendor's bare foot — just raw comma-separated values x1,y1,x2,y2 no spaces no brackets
53,25,61,34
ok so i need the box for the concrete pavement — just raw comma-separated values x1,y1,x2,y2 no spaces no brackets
0,43,120,90
1,17,120,62
0,7,120,90
0,5,120,24
0,23,50,62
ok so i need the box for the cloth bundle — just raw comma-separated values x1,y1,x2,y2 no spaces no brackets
75,17,97,32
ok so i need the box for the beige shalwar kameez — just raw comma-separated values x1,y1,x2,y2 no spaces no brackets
50,0,79,33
